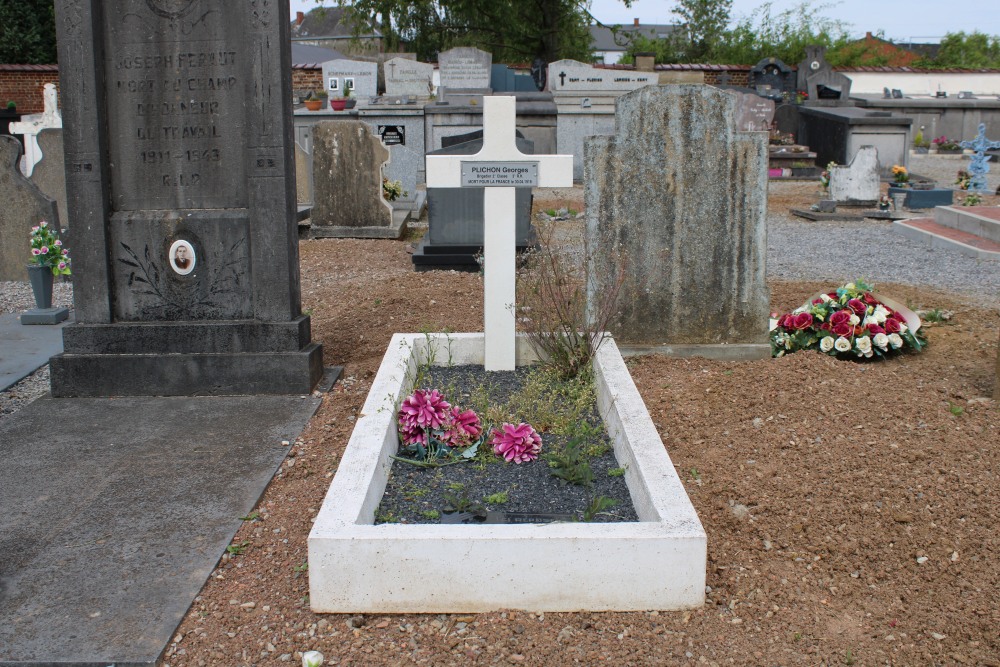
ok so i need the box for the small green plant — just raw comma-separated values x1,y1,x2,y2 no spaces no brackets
607,466,626,477
582,495,617,521
545,433,594,487
843,648,856,665
6,100,14,110
293,561,308,573
689,468,701,481
442,483,485,515
545,208,557,217
484,491,509,505
922,308,949,323
948,402,964,417
239,511,260,522
420,509,441,520
376,510,401,523
793,631,802,641
960,192,982,206
226,541,250,555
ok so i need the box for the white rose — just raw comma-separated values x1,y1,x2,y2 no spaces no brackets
821,293,833,302
834,336,851,352
873,305,889,324
856,335,873,357
862,315,878,328
873,333,889,350
897,322,908,334
820,336,835,353
793,306,807,314
844,283,855,290
887,333,903,349
849,314,860,326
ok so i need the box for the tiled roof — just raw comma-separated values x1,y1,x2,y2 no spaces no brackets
0,64,59,71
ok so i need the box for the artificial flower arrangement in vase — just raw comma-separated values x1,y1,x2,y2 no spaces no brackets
770,280,925,360
381,177,407,202
891,164,909,187
24,220,71,323
932,136,962,153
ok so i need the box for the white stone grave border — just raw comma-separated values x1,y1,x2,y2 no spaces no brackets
308,332,706,613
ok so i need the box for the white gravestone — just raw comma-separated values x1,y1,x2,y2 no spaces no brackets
9,83,62,177
321,59,378,99
384,57,435,98
426,96,572,371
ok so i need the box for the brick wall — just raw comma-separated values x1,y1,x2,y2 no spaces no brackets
292,67,322,94
0,66,60,114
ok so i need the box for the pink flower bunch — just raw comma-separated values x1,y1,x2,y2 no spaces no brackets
397,389,483,449
490,423,542,464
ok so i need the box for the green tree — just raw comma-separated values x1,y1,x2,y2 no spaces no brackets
0,0,57,64
927,31,1000,69
672,0,732,62
333,0,629,64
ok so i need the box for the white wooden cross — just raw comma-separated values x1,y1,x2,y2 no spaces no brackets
426,96,573,371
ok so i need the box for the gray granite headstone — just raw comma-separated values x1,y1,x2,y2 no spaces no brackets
0,136,59,281
438,47,492,91
295,142,312,204
797,46,852,107
734,93,775,132
384,57,434,98
321,58,378,99
829,146,879,205
49,0,322,397
310,121,402,238
30,129,68,229
585,85,770,359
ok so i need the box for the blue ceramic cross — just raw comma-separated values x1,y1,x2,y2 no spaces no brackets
959,123,1000,193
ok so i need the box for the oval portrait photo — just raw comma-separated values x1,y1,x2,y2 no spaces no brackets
168,239,196,276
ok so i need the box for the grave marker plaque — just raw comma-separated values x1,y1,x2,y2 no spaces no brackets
50,0,323,397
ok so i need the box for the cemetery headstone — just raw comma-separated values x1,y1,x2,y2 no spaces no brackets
9,83,62,176
828,146,880,205
426,96,572,371
748,56,795,102
295,142,312,204
585,85,770,359
797,46,852,106
383,57,435,98
322,58,378,100
547,59,657,94
49,0,322,397
415,129,535,271
735,93,775,132
959,123,1000,193
438,47,492,92
30,129,68,229
0,136,59,282
310,121,404,238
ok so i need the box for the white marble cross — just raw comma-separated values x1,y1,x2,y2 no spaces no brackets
9,83,62,177
426,96,573,371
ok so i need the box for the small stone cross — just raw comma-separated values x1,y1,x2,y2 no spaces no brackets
959,123,1000,193
426,96,573,371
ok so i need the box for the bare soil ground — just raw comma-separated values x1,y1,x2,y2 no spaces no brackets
164,188,999,667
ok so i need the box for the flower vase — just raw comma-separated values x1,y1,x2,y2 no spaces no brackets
27,264,53,309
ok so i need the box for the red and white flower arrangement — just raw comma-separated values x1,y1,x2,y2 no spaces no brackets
770,280,925,360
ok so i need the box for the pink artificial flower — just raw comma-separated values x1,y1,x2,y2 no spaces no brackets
31,248,40,256
58,261,67,270
31,226,39,233
491,423,542,464
39,221,47,228
442,408,482,447
54,239,62,247
62,248,69,255
398,389,451,433
40,246,48,254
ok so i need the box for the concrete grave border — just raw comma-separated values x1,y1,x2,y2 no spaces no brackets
308,332,706,613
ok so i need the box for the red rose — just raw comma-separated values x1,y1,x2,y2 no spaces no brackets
863,293,878,305
820,322,831,331
832,322,853,337
829,310,851,326
847,298,867,315
777,314,792,329
812,298,823,305
867,323,885,335
884,317,902,333
791,312,814,330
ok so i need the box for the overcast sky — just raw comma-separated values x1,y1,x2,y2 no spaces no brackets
288,0,1000,45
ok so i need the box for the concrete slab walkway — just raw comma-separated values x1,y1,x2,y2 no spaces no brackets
0,313,72,391
0,383,333,666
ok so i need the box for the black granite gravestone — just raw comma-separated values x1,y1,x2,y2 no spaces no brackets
50,0,322,396
412,129,535,271
748,57,795,102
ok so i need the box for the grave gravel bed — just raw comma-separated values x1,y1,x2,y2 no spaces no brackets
375,364,639,525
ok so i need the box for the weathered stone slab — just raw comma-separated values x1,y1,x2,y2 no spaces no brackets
50,0,322,397
438,47,492,91
0,136,59,282
585,85,769,356
384,57,434,97
322,58,378,99
30,129,68,229
829,146,880,205
310,121,398,235
295,142,312,204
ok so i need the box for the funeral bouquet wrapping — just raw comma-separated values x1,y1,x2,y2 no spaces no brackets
770,280,925,360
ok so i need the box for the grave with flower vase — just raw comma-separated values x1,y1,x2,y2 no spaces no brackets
308,97,706,613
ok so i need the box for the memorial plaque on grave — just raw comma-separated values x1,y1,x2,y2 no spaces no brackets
322,58,378,99
735,93,775,132
547,59,656,93
50,0,322,397
383,57,434,98
378,125,405,146
438,47,492,91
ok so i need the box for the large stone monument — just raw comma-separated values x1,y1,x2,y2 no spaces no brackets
585,85,770,359
322,58,378,100
50,0,322,396
438,47,492,93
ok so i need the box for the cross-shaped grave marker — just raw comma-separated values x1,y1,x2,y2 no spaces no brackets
959,123,1000,193
426,96,573,371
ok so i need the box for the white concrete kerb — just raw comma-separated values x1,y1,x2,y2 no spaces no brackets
308,333,707,613
425,97,573,371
